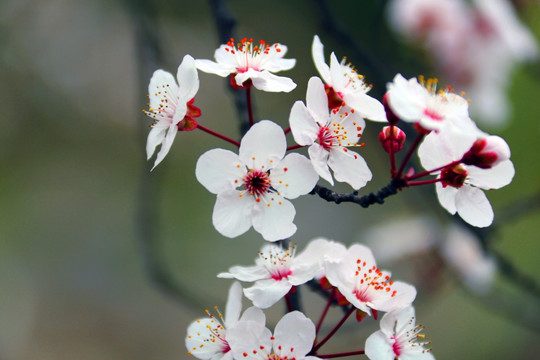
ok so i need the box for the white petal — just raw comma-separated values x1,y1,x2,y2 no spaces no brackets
224,282,243,329
177,55,200,101
263,57,296,72
146,126,166,160
342,92,386,122
455,186,493,227
386,74,426,122
185,318,224,359
467,160,514,190
271,153,319,199
228,321,272,360
436,183,458,215
148,69,179,110
329,53,346,92
239,120,286,170
250,71,297,92
369,281,417,313
217,264,269,282
365,330,394,360
306,77,331,124
328,148,372,190
418,129,475,170
195,57,234,77
251,197,297,241
379,306,416,337
312,35,332,84
196,149,244,194
239,306,266,324
308,144,333,185
244,279,291,309
151,124,177,170
273,311,316,358
289,101,319,146
212,190,254,238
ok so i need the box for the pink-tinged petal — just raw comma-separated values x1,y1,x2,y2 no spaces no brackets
455,186,493,227
196,149,245,194
273,311,316,358
212,190,254,238
418,129,476,170
328,148,372,190
271,153,318,199
239,306,266,324
177,55,199,101
151,124,177,170
387,74,426,122
218,265,270,282
239,120,286,170
146,126,167,160
365,330,394,360
289,101,319,146
251,197,297,241
224,282,243,329
148,69,179,110
306,77,331,124
287,264,318,286
195,58,234,77
249,70,297,92
436,183,458,215
244,279,292,309
308,144,333,185
312,35,332,84
467,160,514,190
369,281,417,312
228,321,272,360
342,92,386,122
172,100,188,126
329,53,346,91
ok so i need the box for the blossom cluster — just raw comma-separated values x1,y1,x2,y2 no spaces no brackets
141,31,518,359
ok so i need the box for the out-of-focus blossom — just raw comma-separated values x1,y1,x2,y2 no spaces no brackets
227,311,321,360
195,120,318,241
311,35,386,121
289,76,372,189
218,241,325,309
145,55,200,170
196,37,296,92
325,244,417,316
365,306,434,360
387,0,538,127
185,282,265,360
418,129,515,227
440,225,496,294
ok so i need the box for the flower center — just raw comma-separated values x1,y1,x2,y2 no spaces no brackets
440,164,468,188
317,126,335,150
391,336,402,356
352,259,397,304
259,244,296,281
225,37,280,73
423,108,443,122
244,169,271,198
340,59,372,94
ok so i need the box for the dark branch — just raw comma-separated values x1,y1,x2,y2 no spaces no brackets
310,178,406,207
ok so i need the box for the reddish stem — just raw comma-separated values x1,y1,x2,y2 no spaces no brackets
389,124,397,177
197,124,241,147
284,127,291,135
287,144,304,151
316,288,335,336
246,87,254,127
396,133,425,179
316,350,365,359
405,160,461,181
285,292,293,313
312,307,355,353
406,178,442,187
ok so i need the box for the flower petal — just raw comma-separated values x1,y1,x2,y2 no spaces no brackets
177,55,200,101
467,160,514,190
239,306,266,324
306,77,331,124
365,330,394,360
249,70,297,92
244,279,292,309
185,318,224,359
212,190,254,238
217,265,270,282
328,148,372,190
289,101,319,146
273,311,316,358
456,185,493,227
312,35,331,84
436,182,458,215
308,144,333,185
228,321,272,360
239,120,286,170
148,69,179,110
369,281,417,313
251,197,297,241
196,149,245,194
329,53,346,91
342,92,386,122
224,282,243,329
151,123,177,170
271,153,318,199
146,126,167,160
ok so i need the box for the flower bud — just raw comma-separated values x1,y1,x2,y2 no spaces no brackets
382,92,400,125
462,136,510,169
378,126,406,153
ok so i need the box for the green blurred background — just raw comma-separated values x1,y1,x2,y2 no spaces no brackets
0,0,539,359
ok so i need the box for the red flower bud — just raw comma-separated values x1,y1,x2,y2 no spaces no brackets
462,136,510,169
382,92,400,125
378,126,406,153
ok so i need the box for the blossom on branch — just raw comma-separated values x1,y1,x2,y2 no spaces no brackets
227,311,321,360
325,244,417,316
365,306,434,360
312,35,386,121
185,282,266,360
289,76,372,189
196,37,296,92
144,54,200,170
417,129,514,227
195,120,318,241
